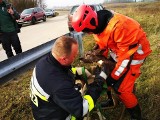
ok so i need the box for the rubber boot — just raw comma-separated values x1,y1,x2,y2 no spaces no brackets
127,104,142,120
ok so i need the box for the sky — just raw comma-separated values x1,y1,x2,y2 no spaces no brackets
44,0,105,8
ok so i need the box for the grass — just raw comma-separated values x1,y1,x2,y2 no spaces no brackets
0,2,160,120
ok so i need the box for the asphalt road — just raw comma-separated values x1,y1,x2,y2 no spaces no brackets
0,13,69,62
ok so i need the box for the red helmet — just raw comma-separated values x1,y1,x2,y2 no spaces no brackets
71,4,98,32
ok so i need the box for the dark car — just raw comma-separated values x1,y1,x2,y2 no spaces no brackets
18,7,46,25
68,4,105,32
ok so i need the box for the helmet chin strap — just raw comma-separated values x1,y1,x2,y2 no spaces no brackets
82,27,100,34
91,27,100,34
88,10,114,34
82,25,99,34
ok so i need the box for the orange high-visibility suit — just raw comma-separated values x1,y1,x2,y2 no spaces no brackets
93,13,152,108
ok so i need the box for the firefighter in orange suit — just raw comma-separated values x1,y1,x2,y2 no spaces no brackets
72,5,152,120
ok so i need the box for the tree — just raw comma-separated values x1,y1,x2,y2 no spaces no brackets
7,0,38,12
37,0,47,9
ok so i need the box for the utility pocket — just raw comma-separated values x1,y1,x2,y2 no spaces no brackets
130,64,141,78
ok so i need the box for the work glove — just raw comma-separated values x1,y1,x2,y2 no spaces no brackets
94,64,108,85
98,60,117,87
85,65,107,103
74,83,83,91
106,74,117,87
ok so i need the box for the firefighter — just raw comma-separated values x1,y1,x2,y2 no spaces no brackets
71,5,152,120
30,36,108,120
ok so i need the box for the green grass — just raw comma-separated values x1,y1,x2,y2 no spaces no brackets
1,2,160,120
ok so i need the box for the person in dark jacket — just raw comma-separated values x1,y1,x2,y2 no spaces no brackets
0,0,22,58
30,36,108,120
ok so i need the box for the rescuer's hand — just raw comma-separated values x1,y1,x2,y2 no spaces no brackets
106,75,117,87
85,65,107,103
94,64,107,85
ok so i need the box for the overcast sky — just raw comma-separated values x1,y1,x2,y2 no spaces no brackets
44,0,104,8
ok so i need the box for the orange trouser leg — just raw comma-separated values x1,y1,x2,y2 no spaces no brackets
118,69,140,108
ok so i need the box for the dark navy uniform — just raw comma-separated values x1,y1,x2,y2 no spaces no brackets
30,53,105,120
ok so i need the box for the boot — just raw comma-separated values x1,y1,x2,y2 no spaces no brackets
6,51,14,58
127,104,142,120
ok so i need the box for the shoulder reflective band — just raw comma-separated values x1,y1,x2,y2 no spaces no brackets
31,77,48,102
31,68,50,102
71,67,77,74
84,95,94,112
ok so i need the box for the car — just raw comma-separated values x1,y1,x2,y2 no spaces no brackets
18,7,46,25
68,4,105,32
44,9,55,17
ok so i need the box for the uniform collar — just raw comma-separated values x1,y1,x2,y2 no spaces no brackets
92,10,113,34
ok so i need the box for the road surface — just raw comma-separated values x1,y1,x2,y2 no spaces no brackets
0,13,69,62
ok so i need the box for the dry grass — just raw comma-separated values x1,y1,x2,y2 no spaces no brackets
0,69,33,120
0,2,160,120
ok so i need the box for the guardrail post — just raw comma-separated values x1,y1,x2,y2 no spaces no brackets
70,31,84,58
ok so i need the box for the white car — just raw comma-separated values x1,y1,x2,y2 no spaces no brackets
44,9,55,17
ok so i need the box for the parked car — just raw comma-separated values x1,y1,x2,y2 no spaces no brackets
68,4,105,32
18,7,46,25
44,9,55,17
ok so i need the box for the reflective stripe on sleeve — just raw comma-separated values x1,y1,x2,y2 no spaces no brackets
67,97,89,120
115,60,129,76
131,59,144,65
110,50,117,62
83,95,94,112
100,71,107,79
71,67,77,74
71,116,76,120
137,44,144,55
82,99,89,116
31,68,50,101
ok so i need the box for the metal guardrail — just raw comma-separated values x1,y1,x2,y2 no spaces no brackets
0,32,84,85
0,33,70,85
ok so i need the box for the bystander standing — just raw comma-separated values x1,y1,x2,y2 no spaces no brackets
0,0,22,58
